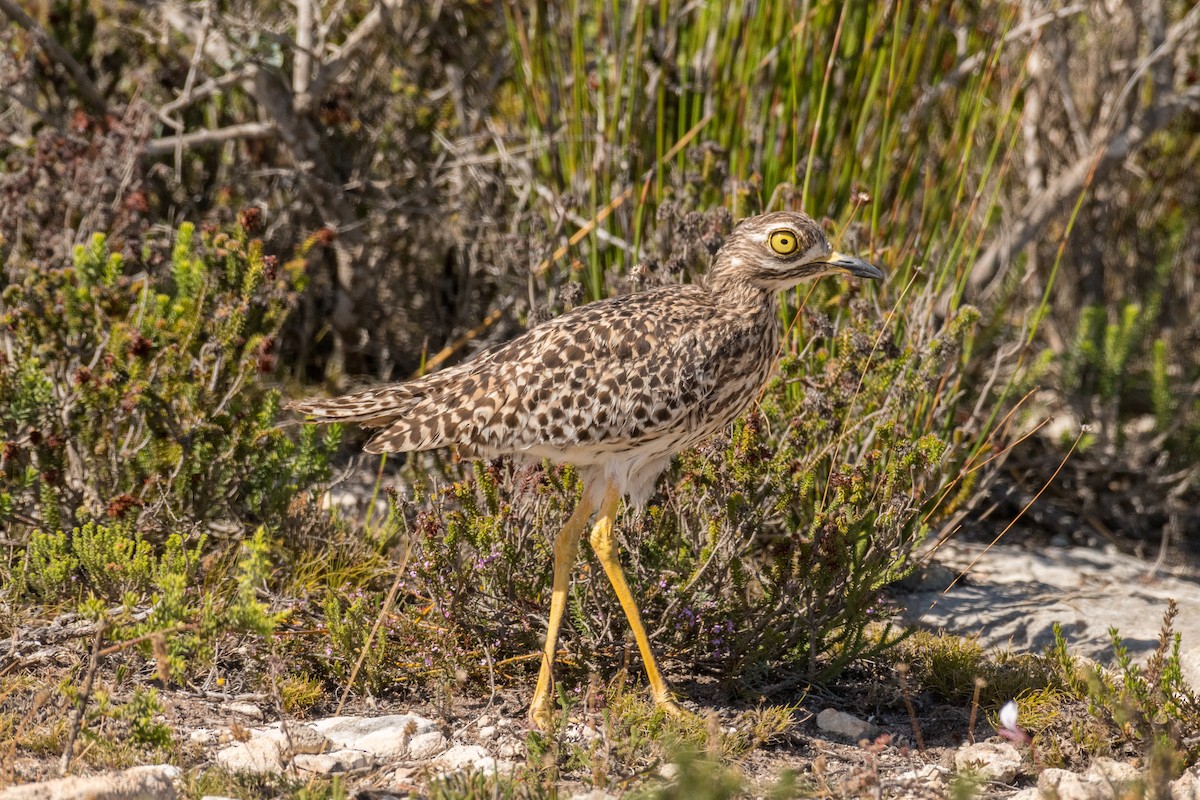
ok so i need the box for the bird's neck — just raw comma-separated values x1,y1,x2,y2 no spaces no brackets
705,273,776,316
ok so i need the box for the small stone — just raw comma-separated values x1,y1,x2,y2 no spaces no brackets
1086,757,1139,788
311,714,437,760
816,708,879,741
476,715,493,728
436,744,496,774
408,731,449,760
281,723,330,756
497,740,523,759
1173,766,1200,800
0,764,182,800
1039,768,1115,800
216,734,286,774
437,744,493,768
563,722,601,743
659,763,680,780
384,766,418,786
954,741,1022,783
223,702,265,721
292,749,373,775
478,725,497,740
496,717,513,729
570,791,617,800
896,764,949,786
1008,789,1041,800
189,728,216,744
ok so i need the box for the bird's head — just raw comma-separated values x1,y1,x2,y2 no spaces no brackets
706,211,883,293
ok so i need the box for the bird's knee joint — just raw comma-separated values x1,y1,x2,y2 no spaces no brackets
588,525,614,557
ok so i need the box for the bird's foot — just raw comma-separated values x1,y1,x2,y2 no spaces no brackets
528,695,554,731
653,692,692,721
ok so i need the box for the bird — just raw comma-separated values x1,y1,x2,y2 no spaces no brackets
287,211,883,729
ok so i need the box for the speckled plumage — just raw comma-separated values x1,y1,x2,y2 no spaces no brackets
289,210,882,726
289,212,880,503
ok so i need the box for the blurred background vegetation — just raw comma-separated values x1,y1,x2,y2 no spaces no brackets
1,0,1199,783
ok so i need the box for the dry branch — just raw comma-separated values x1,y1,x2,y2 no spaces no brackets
144,121,278,155
967,4,1200,299
301,0,407,111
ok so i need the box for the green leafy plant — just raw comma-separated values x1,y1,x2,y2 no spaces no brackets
15,520,205,602
0,221,339,542
1051,602,1200,775
322,586,392,692
114,687,173,750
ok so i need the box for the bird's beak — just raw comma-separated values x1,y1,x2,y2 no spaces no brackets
823,251,884,280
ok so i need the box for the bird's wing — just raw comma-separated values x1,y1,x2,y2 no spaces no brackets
457,287,764,455
294,286,766,456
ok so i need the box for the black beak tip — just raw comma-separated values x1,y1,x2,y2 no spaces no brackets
830,253,884,281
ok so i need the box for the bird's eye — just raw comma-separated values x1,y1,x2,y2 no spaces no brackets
768,230,799,255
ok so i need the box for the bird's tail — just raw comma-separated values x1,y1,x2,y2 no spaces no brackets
287,378,469,454
285,386,416,425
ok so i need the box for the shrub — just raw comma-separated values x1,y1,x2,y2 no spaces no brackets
16,521,205,602
0,220,340,551
1051,603,1200,771
1,219,340,687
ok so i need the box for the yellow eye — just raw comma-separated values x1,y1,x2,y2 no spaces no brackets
768,229,799,255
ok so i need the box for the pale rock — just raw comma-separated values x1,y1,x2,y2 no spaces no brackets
224,702,264,721
215,735,285,774
436,744,496,774
1086,757,1140,789
1173,766,1200,800
816,708,879,741
571,790,617,800
1007,789,1040,800
321,490,359,510
0,765,181,800
280,724,329,756
383,766,418,786
478,725,497,740
498,740,524,759
407,731,449,760
476,715,493,728
562,722,602,743
659,763,679,781
189,728,217,744
310,714,437,760
954,741,1022,783
1040,768,1118,800
900,542,1200,689
292,749,373,775
896,763,949,786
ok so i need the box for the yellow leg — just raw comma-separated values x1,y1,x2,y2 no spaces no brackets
529,492,596,729
588,483,683,716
